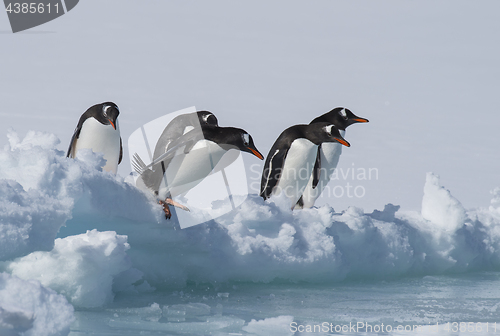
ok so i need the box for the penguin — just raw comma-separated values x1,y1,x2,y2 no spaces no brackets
154,110,218,161
133,124,263,219
295,107,369,209
137,111,219,197
260,122,350,208
67,102,122,174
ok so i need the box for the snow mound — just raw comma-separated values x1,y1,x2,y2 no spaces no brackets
0,179,70,261
422,172,467,232
0,272,74,336
0,130,159,262
7,230,134,308
242,315,294,336
2,130,500,304
58,169,500,288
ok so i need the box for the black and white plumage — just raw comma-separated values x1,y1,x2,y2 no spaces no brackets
154,111,218,160
260,122,350,208
295,107,369,209
133,119,263,219
138,111,219,196
67,102,122,174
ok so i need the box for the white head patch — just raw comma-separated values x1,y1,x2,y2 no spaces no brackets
324,125,334,136
340,108,347,118
102,104,118,117
242,133,250,145
202,113,211,122
102,105,111,116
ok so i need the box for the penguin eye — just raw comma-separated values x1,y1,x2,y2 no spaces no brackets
340,108,348,120
206,115,216,125
203,114,216,125
242,133,250,146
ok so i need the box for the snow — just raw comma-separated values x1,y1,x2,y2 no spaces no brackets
422,172,467,232
0,130,158,262
1,130,500,333
2,131,500,293
2,1,500,334
7,230,134,308
242,315,294,336
0,273,74,336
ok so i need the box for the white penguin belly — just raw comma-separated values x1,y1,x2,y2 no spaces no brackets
158,140,227,199
75,118,121,174
274,138,318,207
298,130,345,209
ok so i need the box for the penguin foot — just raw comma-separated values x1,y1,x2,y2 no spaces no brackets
165,198,190,212
159,200,172,219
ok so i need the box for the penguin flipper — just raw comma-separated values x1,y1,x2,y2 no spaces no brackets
260,148,288,200
67,111,90,158
312,145,321,189
141,169,162,191
66,127,81,158
149,130,203,167
118,137,123,164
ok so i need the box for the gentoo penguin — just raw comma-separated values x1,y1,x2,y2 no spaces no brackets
140,111,219,195
295,107,369,209
154,111,218,160
260,122,350,208
67,102,122,174
133,124,263,219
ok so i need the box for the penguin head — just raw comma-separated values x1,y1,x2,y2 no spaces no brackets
212,127,264,160
315,107,369,130
238,131,264,160
310,123,350,147
197,111,218,127
98,102,120,130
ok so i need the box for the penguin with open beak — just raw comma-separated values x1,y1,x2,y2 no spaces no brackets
260,122,350,208
295,107,369,209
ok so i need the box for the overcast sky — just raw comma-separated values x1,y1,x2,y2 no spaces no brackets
1,1,499,212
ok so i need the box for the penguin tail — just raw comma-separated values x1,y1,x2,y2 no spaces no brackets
132,153,163,191
132,153,149,175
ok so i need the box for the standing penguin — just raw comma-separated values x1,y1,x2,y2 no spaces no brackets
67,102,122,174
260,122,350,208
133,124,263,219
295,107,369,209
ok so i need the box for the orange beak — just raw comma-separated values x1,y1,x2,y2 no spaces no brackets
353,118,369,123
336,138,351,147
108,119,116,130
248,147,264,160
